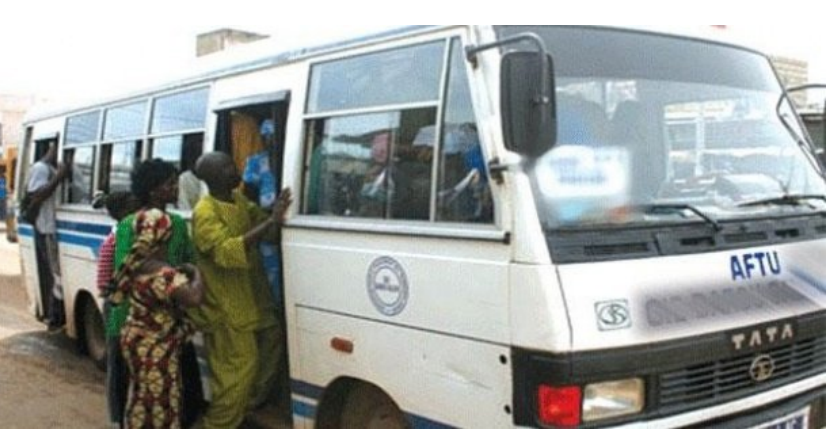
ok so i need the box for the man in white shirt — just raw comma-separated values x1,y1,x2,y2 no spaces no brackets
25,143,69,331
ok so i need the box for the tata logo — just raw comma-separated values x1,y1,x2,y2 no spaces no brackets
595,300,632,332
749,355,776,383
731,322,795,352
366,257,409,317
730,251,782,282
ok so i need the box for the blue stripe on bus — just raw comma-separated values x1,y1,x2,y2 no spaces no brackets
292,400,317,419
18,224,103,257
18,225,33,237
290,379,456,428
291,379,324,400
57,220,111,237
409,415,458,429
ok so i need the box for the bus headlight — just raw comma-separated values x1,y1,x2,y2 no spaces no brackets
582,378,645,422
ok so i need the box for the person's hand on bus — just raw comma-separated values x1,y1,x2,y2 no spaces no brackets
272,188,293,225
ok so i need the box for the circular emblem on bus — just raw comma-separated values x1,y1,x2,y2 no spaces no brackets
366,257,409,317
749,354,776,383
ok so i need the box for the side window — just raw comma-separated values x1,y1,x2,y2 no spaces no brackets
148,88,208,209
436,39,493,223
305,108,436,220
100,101,146,194
99,141,142,194
64,146,96,204
64,111,100,204
304,41,445,220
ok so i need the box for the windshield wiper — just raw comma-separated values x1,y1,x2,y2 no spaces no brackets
640,204,722,231
737,194,826,208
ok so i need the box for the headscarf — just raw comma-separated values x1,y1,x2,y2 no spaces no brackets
111,209,174,304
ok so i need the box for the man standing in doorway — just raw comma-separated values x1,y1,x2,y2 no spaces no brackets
190,152,292,428
25,143,69,330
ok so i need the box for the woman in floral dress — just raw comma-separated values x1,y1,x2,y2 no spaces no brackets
113,209,204,428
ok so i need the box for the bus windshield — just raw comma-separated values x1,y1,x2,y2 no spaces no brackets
496,26,825,229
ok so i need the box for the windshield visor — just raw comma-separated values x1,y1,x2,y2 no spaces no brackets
497,26,825,229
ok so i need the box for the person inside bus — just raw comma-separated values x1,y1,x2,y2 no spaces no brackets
359,132,393,217
24,143,70,331
190,152,292,429
93,191,141,429
110,159,205,427
112,208,205,429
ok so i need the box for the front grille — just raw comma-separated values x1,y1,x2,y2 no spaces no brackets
659,336,825,412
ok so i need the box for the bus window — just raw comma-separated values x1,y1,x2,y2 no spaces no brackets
148,88,208,210
149,134,203,172
436,38,493,223
303,41,446,221
151,89,209,134
99,101,147,194
305,108,436,220
99,140,142,194
63,145,96,204
64,111,100,205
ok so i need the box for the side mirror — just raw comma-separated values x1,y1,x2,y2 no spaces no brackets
501,51,556,159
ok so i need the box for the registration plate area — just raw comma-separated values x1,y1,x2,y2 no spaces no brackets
751,407,810,429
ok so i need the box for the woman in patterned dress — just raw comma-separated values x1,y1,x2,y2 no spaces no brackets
113,209,204,428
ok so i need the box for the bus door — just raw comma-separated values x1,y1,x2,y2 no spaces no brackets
212,90,291,396
215,91,290,295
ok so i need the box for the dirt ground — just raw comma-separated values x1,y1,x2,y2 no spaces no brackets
0,229,107,428
0,228,289,428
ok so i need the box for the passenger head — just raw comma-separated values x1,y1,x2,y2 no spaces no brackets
195,152,240,193
104,191,141,222
371,133,391,164
131,159,178,207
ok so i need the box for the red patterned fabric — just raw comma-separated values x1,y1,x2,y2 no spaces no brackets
96,233,116,295
121,267,193,429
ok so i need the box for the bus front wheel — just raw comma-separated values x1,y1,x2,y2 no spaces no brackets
81,298,107,371
340,385,409,429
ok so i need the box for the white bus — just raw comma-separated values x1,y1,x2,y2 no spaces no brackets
14,25,825,428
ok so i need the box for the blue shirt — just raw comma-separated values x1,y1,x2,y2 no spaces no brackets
0,178,6,200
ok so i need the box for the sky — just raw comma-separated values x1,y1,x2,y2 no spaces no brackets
0,3,825,106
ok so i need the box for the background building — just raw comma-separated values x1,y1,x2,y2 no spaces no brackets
0,94,39,155
196,28,269,57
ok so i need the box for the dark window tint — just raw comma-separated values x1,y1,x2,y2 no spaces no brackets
63,146,95,204
304,108,437,220
437,39,493,223
151,88,209,134
150,133,204,172
66,111,101,146
307,42,445,113
100,141,142,194
104,101,147,141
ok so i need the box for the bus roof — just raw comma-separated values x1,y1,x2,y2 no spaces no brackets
25,25,763,124
26,25,446,123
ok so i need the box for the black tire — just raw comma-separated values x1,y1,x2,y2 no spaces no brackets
82,299,107,371
340,385,409,429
